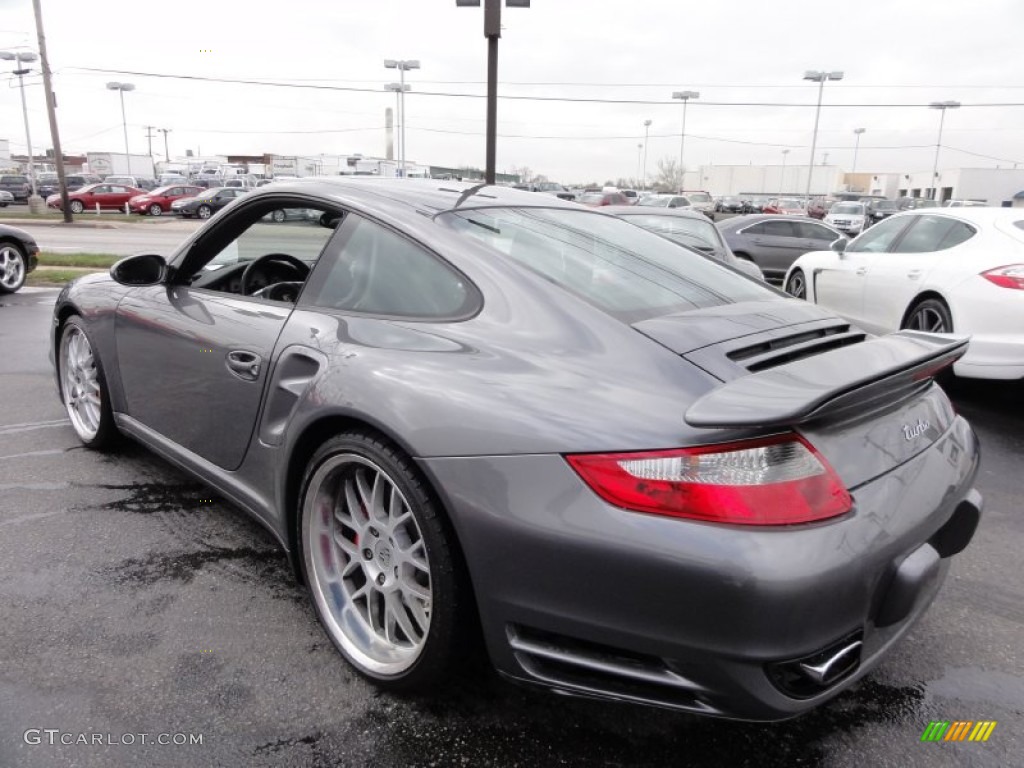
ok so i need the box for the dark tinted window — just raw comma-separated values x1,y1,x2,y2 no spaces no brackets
742,222,766,235
939,221,976,249
847,216,911,253
795,222,839,240
759,220,798,237
305,215,475,318
443,207,773,322
893,215,964,254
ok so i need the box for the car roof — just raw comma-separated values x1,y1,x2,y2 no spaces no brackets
883,207,1023,225
717,214,826,229
246,177,582,215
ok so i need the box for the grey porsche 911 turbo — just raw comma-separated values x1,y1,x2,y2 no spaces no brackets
50,178,982,720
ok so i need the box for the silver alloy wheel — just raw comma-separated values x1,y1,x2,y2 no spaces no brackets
786,270,806,300
59,324,102,441
303,454,432,675
70,200,84,214
149,203,163,216
908,305,949,333
0,244,25,291
198,205,212,219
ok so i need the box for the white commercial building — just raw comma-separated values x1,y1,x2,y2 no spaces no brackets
0,138,10,165
893,168,1024,206
683,164,847,198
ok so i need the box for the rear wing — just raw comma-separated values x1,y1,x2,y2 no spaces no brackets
685,331,968,429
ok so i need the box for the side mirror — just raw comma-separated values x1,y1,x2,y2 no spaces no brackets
830,237,849,255
110,253,167,286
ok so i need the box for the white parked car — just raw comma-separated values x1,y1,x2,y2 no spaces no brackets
0,189,13,207
783,208,1024,379
824,201,869,236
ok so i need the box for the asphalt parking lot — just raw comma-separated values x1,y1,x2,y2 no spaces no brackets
1,287,1021,768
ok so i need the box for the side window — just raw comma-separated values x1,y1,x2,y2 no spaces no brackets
892,215,958,254
303,215,476,319
742,222,766,236
93,186,109,194
847,216,911,253
938,221,977,250
796,222,838,241
110,186,128,194
760,220,797,237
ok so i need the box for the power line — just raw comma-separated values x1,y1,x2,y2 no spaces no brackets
65,67,1024,108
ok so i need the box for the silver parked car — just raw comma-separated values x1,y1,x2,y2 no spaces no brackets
716,214,844,283
50,178,982,720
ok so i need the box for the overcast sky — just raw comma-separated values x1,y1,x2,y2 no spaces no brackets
1,0,1022,183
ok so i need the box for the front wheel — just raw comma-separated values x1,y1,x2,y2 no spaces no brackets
271,209,286,223
148,203,163,216
197,205,212,219
0,242,27,293
903,298,953,334
69,200,84,214
299,432,469,691
58,317,119,448
785,268,808,300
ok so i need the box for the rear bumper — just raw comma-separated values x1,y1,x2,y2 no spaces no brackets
421,415,981,720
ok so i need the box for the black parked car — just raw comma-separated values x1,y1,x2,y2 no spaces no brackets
171,187,249,219
0,224,40,294
37,173,102,198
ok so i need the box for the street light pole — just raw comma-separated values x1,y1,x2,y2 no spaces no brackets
106,81,135,161
802,70,843,199
929,101,960,201
384,59,420,177
780,148,789,197
158,128,171,162
636,143,642,189
671,90,699,193
852,127,865,174
642,119,652,191
384,81,409,173
0,51,40,203
456,0,531,185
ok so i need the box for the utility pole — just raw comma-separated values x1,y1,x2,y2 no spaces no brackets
32,0,71,223
144,125,155,157
157,128,171,162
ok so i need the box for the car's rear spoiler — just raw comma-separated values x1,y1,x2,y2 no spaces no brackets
684,331,969,429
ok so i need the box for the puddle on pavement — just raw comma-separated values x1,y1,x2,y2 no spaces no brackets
106,545,284,587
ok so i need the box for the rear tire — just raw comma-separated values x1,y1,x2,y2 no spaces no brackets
903,298,953,334
785,268,808,300
0,241,27,293
298,432,470,691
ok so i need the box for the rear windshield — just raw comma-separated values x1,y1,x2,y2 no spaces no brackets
440,207,774,322
620,213,721,251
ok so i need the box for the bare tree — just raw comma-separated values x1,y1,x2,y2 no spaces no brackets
654,157,683,192
512,165,534,184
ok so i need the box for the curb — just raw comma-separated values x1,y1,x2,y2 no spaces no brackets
0,218,121,230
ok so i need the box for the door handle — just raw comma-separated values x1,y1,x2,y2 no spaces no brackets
226,350,262,381
855,267,867,276
907,269,922,280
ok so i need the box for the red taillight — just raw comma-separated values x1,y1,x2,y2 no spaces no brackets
981,264,1024,290
566,434,852,526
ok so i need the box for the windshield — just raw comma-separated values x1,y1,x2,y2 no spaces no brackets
686,192,712,203
875,201,898,211
831,203,865,214
777,199,806,208
440,207,772,322
638,195,670,207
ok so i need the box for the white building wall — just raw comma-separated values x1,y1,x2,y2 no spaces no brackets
686,164,846,197
0,139,9,163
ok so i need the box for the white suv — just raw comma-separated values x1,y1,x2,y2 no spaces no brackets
825,201,869,235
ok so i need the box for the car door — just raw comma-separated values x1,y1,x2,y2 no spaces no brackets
114,200,340,470
813,215,915,328
860,215,977,334
741,219,800,276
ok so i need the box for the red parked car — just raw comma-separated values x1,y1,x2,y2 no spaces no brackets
46,183,144,214
578,191,630,207
128,185,202,216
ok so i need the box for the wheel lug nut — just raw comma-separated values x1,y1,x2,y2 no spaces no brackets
377,573,386,586
362,549,373,560
368,527,379,537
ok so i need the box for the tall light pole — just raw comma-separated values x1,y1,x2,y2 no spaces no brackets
929,101,960,201
851,127,866,174
780,148,789,197
106,81,135,160
384,82,409,174
636,143,643,189
0,50,40,205
671,90,699,193
802,70,843,198
642,119,652,191
456,0,531,185
32,0,71,221
384,59,419,177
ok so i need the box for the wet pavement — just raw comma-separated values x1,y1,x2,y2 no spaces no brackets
1,288,1021,767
